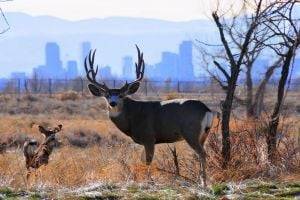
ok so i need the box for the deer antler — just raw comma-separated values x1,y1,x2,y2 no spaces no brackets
134,45,145,82
121,45,145,91
84,50,109,91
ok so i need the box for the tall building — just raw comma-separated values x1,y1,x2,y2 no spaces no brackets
178,41,194,81
45,42,64,78
81,42,91,75
10,72,27,80
10,72,27,91
34,42,64,78
66,60,78,79
122,56,134,80
99,66,112,79
147,41,194,81
160,52,179,80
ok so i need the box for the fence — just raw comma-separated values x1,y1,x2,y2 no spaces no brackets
0,78,299,96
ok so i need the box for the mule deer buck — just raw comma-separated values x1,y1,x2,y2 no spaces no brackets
85,46,218,186
23,124,62,180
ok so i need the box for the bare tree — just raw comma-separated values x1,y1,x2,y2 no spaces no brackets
198,2,287,119
259,0,300,162
198,0,299,167
201,0,267,168
0,0,11,34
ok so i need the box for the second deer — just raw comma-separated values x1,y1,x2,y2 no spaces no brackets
23,124,62,180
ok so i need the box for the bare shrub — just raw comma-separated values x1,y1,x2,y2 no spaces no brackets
296,105,300,114
65,129,102,148
59,91,79,101
155,118,299,184
0,142,7,154
0,133,30,150
163,92,181,100
107,134,129,147
22,94,39,102
206,118,300,182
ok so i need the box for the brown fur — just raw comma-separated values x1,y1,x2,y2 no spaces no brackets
23,124,62,179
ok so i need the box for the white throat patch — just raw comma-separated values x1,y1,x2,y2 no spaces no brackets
109,106,121,117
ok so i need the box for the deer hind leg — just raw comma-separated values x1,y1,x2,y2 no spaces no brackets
26,169,35,189
182,131,208,187
197,146,207,187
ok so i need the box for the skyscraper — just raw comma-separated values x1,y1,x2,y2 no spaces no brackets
34,42,64,78
66,60,79,79
160,52,179,80
99,66,112,79
122,56,134,80
178,41,194,81
81,42,91,75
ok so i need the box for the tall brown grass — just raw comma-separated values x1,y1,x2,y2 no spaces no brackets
0,93,299,190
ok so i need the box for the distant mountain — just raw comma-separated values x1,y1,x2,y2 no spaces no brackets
0,12,218,77
1,12,299,79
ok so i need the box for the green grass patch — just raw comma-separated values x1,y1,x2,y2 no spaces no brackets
211,183,229,196
0,187,18,198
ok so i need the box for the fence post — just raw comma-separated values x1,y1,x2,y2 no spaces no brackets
48,79,52,97
81,78,84,96
113,80,116,88
177,81,180,93
17,79,21,97
145,80,148,96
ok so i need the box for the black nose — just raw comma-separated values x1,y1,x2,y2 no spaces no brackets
110,102,117,107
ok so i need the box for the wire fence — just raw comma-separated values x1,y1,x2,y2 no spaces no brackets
0,78,299,96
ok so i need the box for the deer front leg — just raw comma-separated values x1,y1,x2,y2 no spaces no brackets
141,142,155,181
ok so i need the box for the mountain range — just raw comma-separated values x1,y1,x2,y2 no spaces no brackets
0,12,218,77
0,12,299,79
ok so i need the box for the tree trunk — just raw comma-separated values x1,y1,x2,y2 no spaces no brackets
252,58,282,118
267,48,294,162
221,71,239,168
245,64,254,117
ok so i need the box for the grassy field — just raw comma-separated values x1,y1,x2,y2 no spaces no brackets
0,92,299,199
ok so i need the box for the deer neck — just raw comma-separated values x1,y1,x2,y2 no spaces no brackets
108,101,124,118
41,138,55,156
109,97,131,135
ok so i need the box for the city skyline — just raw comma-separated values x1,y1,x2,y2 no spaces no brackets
8,40,196,81
1,12,300,79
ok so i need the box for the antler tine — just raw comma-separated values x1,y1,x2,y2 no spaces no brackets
134,45,145,82
84,49,109,91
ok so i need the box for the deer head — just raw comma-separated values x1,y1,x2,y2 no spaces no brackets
38,124,63,147
85,45,145,109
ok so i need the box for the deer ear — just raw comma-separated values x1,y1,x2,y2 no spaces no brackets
127,82,140,95
38,125,47,134
38,125,49,137
88,84,106,97
54,124,63,133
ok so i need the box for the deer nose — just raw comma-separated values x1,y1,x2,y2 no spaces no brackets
110,102,117,107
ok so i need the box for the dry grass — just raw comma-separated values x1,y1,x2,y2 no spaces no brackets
0,93,299,191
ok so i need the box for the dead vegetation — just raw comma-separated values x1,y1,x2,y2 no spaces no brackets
0,93,298,193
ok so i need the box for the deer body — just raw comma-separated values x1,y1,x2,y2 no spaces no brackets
84,46,216,186
109,97,212,145
24,136,55,170
23,124,62,179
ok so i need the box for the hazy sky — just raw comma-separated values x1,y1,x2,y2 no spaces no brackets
1,0,243,21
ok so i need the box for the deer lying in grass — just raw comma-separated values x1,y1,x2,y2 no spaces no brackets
23,124,62,180
84,46,219,187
